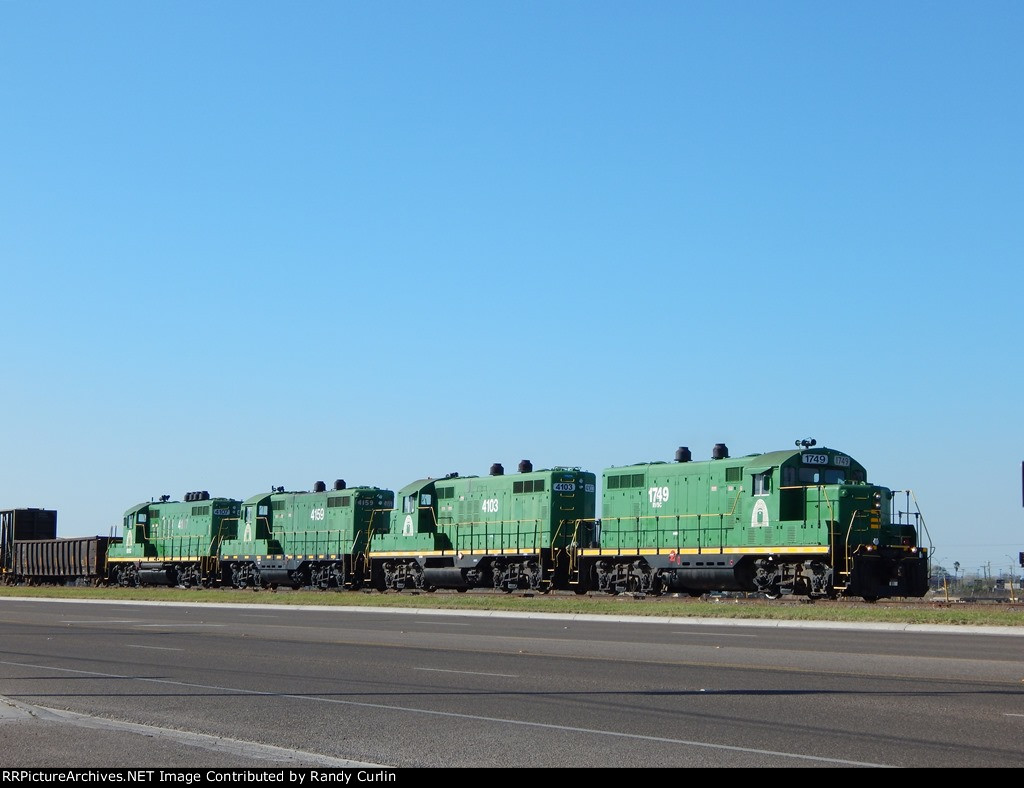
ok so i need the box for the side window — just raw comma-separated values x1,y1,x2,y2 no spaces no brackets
754,471,772,496
420,493,432,506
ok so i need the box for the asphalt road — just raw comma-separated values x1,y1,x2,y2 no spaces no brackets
0,597,1021,769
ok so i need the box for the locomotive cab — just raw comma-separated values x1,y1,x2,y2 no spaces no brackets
763,448,930,599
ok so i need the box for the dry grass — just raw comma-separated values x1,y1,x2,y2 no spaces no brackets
0,585,1021,628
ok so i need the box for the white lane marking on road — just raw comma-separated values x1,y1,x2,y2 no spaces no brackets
135,623,226,627
0,695,384,767
0,659,893,767
416,667,518,678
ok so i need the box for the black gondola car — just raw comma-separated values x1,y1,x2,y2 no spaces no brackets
1,508,58,576
9,536,119,586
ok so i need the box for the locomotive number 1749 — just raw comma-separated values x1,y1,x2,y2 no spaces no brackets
648,486,670,508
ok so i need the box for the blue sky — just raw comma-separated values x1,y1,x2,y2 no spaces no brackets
2,1,1021,579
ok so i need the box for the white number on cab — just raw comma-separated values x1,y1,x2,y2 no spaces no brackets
648,486,670,508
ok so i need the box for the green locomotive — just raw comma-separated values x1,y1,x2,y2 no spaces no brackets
106,492,241,587
41,439,930,601
368,460,596,592
578,440,930,600
219,480,393,590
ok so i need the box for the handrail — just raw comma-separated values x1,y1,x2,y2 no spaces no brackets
412,504,582,562
900,489,933,557
593,512,730,555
